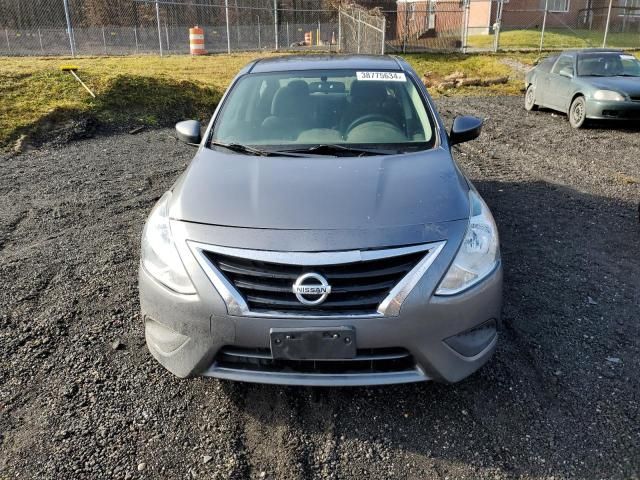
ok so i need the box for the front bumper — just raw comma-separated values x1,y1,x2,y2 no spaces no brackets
139,219,503,386
586,99,640,120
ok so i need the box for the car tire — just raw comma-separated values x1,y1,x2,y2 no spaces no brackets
569,96,587,129
524,85,538,111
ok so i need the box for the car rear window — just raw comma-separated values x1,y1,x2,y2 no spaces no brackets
211,69,436,152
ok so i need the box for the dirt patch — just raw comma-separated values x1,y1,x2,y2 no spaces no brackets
1,96,639,479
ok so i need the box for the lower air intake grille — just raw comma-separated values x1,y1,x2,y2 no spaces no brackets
203,249,426,315
215,346,415,374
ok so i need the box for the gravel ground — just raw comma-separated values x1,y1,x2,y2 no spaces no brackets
1,96,639,480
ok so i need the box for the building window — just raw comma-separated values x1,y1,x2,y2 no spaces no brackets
623,0,640,10
407,2,416,21
540,0,570,12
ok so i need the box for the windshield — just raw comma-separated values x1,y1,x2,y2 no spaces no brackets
211,69,436,153
577,52,640,77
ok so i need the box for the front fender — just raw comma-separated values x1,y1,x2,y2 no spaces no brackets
564,89,586,112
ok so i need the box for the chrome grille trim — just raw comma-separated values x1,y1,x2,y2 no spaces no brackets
188,241,446,318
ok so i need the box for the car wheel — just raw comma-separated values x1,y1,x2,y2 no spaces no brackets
569,96,587,129
524,85,538,111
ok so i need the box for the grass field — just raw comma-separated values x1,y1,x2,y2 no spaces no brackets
467,28,640,50
0,51,540,149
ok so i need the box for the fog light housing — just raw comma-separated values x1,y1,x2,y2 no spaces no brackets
444,319,497,357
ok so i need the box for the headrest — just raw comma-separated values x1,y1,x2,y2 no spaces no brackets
350,80,388,101
271,81,309,116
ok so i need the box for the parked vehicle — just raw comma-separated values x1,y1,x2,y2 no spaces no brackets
524,49,640,128
139,55,502,386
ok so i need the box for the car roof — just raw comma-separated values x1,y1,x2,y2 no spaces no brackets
249,55,404,73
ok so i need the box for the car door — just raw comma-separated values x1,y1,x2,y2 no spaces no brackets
532,56,556,107
546,55,576,112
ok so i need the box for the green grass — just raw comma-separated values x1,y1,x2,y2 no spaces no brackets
0,51,543,149
404,51,541,92
0,53,273,149
468,28,640,50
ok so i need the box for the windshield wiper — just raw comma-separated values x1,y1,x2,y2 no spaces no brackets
210,140,315,157
277,144,397,156
210,140,272,156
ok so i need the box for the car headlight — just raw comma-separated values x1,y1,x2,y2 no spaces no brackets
593,90,625,101
435,190,500,296
141,191,196,294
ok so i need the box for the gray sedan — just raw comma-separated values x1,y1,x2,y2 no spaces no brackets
139,55,502,386
524,49,640,128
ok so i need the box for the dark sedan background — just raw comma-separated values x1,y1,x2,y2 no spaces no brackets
524,49,640,128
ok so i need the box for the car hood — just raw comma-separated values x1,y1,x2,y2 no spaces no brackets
170,147,469,230
585,76,640,96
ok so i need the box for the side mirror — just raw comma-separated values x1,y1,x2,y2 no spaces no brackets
175,120,201,145
559,67,573,78
449,116,483,146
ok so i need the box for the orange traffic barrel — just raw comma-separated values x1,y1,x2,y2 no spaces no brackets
304,31,312,46
189,26,206,55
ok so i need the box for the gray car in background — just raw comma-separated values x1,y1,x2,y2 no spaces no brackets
139,55,502,386
524,49,640,128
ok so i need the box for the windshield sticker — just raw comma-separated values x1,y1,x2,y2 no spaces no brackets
620,54,636,60
356,71,406,82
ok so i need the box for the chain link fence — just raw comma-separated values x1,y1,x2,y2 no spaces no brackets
338,4,385,54
0,0,638,56
384,0,640,54
0,0,340,56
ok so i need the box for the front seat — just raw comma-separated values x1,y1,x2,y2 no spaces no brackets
261,80,311,141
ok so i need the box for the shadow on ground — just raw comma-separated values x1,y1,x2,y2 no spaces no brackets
6,74,221,149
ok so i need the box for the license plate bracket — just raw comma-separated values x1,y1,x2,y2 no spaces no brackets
270,327,356,360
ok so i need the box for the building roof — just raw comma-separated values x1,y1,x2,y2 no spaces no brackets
249,55,403,73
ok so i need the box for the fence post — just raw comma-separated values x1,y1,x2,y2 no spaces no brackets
461,0,470,53
258,16,261,49
381,15,386,54
273,0,279,50
357,10,361,54
539,0,548,52
134,26,139,54
225,0,231,53
155,1,163,56
165,22,170,51
5,28,9,53
402,4,409,53
38,28,44,53
102,26,107,54
493,0,504,52
338,8,341,52
62,0,75,57
286,21,290,47
602,0,613,47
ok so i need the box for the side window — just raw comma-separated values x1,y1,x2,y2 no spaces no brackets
552,56,574,76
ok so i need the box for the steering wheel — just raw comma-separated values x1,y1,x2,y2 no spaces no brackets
346,114,402,135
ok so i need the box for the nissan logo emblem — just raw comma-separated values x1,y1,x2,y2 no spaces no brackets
292,272,332,306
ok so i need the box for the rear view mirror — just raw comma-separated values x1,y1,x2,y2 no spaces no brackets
449,116,483,146
176,120,201,145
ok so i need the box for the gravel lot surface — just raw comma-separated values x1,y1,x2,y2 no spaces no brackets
1,96,639,480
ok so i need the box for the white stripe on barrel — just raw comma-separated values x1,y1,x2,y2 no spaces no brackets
189,26,206,55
